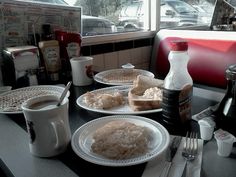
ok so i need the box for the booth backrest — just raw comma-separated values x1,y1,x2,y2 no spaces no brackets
150,29,236,89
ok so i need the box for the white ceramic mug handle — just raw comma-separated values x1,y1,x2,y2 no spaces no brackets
51,120,67,149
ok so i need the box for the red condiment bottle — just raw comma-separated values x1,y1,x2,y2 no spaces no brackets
55,31,82,82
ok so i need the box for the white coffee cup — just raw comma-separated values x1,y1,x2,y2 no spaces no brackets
198,117,215,141
70,56,93,86
214,129,236,157
21,95,71,157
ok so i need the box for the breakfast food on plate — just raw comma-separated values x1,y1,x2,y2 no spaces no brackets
83,91,125,109
128,75,163,111
91,120,152,159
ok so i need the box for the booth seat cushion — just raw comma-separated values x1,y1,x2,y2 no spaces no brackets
150,29,236,88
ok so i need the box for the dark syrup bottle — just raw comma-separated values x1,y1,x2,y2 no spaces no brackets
213,64,236,136
161,40,193,134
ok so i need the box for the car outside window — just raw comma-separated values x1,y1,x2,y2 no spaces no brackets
82,15,117,36
167,1,197,14
160,0,199,28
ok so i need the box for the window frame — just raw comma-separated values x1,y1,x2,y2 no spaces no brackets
82,30,157,46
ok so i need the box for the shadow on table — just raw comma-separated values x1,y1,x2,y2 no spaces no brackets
0,159,14,177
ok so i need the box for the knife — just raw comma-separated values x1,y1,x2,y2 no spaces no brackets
161,136,182,177
181,161,187,177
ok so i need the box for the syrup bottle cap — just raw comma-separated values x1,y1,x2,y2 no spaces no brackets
170,40,188,51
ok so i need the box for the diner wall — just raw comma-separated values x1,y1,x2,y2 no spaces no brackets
80,38,153,72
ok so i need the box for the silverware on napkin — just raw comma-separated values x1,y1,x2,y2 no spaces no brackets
161,136,182,177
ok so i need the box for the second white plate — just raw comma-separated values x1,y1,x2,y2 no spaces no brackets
71,115,170,166
94,69,154,86
76,86,162,115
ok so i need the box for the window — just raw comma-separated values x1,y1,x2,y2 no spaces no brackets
69,0,216,36
20,0,216,37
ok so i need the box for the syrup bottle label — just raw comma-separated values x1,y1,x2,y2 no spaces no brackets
162,84,192,124
179,84,193,122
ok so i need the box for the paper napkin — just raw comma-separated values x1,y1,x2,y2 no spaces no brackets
142,137,203,177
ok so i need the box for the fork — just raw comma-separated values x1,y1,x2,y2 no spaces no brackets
181,132,198,177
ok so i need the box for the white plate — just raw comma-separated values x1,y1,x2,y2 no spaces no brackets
76,85,162,115
0,85,69,114
94,69,154,86
71,115,170,166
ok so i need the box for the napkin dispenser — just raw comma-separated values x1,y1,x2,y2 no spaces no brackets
2,46,40,88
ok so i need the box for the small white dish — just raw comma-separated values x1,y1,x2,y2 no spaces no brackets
214,129,236,157
198,117,215,141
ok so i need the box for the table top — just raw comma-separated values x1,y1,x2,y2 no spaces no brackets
0,83,235,177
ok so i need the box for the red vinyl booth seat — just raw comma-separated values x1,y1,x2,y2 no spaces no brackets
151,29,236,89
